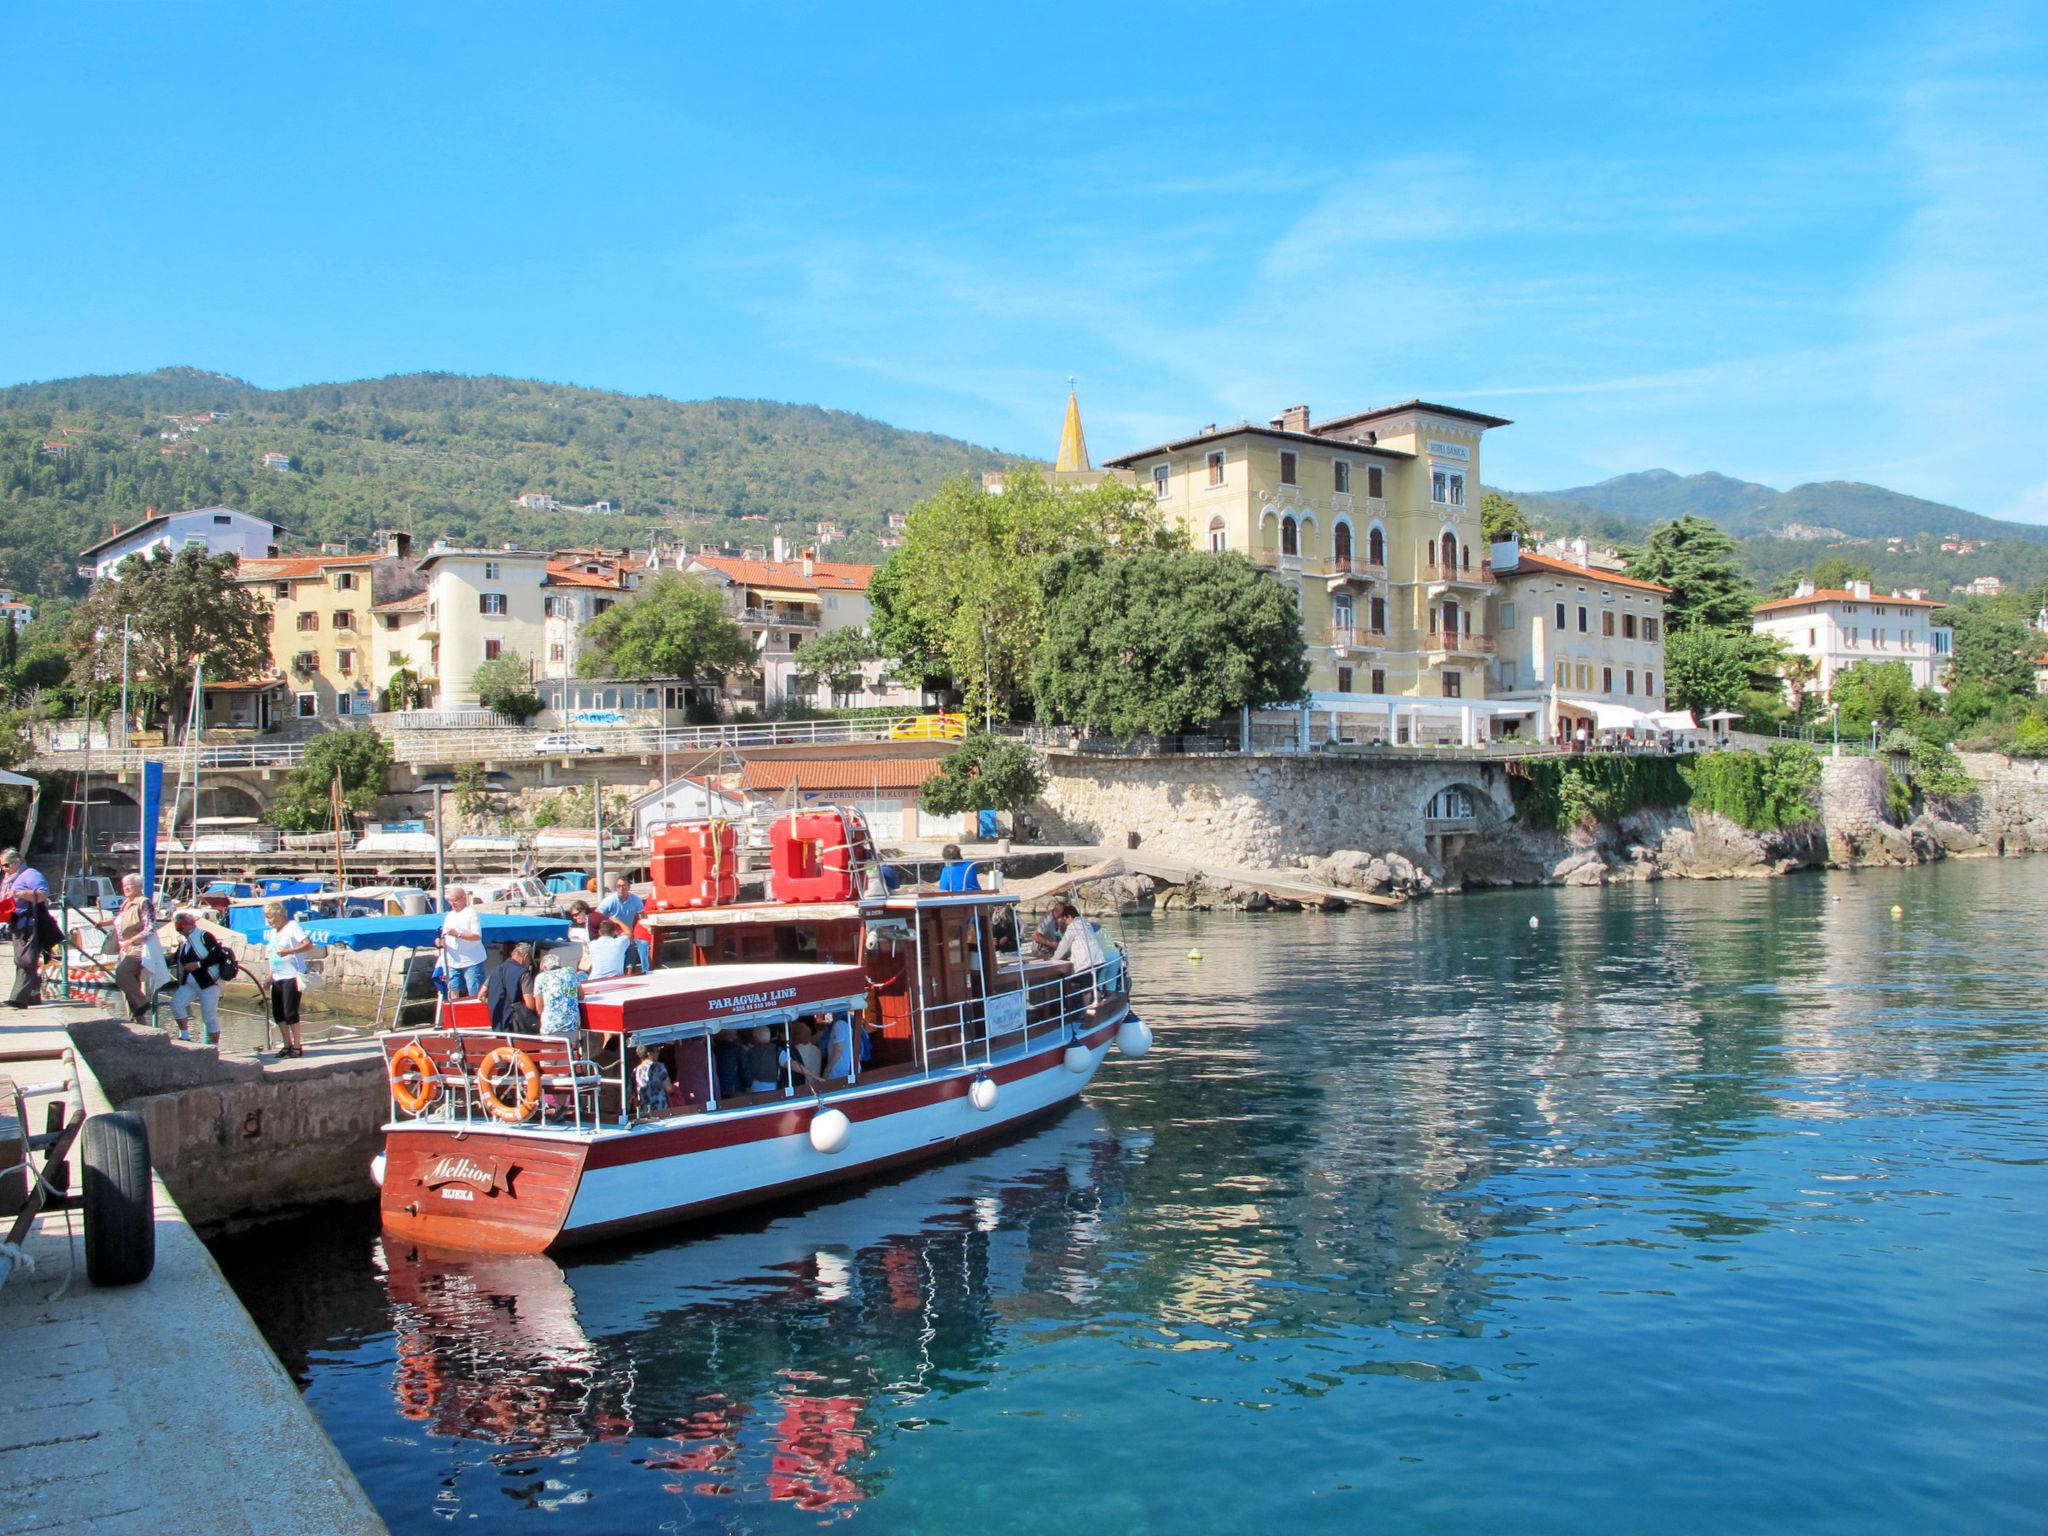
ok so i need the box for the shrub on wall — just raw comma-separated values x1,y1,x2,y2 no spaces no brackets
1685,743,1820,831
1510,755,1690,831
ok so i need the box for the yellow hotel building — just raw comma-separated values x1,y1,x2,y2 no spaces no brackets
1103,399,1518,738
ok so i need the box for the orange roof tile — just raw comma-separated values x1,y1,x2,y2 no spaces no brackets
545,560,626,590
689,553,873,594
1753,588,1945,613
1503,550,1672,594
741,756,941,793
371,591,429,612
237,553,381,582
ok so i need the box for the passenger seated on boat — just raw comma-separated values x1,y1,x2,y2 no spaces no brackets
532,953,582,1037
787,1018,824,1083
711,1029,745,1099
634,1046,671,1117
585,919,633,981
937,844,981,892
1030,909,1062,958
743,1026,784,1093
990,907,1020,954
486,942,541,1033
1049,902,1107,976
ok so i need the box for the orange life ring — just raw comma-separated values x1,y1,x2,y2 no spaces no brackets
389,1040,440,1115
476,1045,542,1123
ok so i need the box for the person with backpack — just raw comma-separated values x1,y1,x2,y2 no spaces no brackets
169,909,235,1045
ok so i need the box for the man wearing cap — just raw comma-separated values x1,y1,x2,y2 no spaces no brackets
169,910,229,1045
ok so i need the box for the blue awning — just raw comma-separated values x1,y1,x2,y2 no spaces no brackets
300,912,572,952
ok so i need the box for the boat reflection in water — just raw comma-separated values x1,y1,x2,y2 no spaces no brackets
371,1104,1143,1521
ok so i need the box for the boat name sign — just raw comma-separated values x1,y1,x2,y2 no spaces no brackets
707,985,801,1015
424,1154,503,1194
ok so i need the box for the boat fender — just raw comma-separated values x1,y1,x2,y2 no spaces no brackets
810,1107,852,1154
476,1046,543,1124
369,1152,387,1189
388,1041,440,1116
1115,1017,1152,1059
1063,1045,1092,1074
969,1076,998,1112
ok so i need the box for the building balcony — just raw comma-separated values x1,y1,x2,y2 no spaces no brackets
1422,560,1497,591
1328,625,1388,653
1423,632,1497,660
1325,557,1388,588
741,606,820,629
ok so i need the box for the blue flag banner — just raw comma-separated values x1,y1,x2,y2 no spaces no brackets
140,760,163,896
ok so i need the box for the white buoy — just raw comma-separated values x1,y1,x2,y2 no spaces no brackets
1187,947,1203,961
1529,916,1540,929
369,1152,387,1190
809,1107,852,1154
1116,1017,1153,1058
1063,1044,1092,1074
969,1076,999,1112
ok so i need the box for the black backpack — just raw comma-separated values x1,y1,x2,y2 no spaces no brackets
208,931,240,982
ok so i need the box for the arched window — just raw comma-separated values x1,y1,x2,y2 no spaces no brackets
1208,516,1227,553
1440,532,1457,572
1367,525,1385,567
1281,516,1299,556
1333,522,1353,566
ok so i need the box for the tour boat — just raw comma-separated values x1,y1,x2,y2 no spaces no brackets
370,807,1148,1254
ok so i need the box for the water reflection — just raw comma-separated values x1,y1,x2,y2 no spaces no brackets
353,1107,1142,1520
217,861,2048,1535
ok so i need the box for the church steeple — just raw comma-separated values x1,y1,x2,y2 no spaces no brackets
1054,378,1091,473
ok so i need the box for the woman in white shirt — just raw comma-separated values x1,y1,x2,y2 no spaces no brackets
262,900,314,1059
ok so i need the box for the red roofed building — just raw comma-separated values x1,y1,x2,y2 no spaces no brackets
1751,579,1952,695
681,542,923,711
1489,536,1679,743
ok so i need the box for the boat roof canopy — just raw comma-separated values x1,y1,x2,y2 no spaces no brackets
301,912,571,951
579,961,869,1041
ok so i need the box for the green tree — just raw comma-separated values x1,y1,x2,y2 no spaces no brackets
888,469,1176,722
866,555,949,688
1829,660,1921,741
1664,627,1782,718
920,734,1046,818
266,726,393,833
1807,555,1872,590
578,572,752,686
1944,602,2034,701
471,651,544,722
1624,516,1757,632
66,547,271,739
383,654,425,711
1480,490,1531,544
792,625,883,696
1030,549,1310,738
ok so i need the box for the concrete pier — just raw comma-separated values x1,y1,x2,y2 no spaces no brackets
0,1002,385,1535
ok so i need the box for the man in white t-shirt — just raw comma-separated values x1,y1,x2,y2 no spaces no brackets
439,887,486,997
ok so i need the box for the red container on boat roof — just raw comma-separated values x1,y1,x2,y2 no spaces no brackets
768,809,874,903
650,820,740,910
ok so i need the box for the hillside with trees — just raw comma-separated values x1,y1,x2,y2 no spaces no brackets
0,368,1017,596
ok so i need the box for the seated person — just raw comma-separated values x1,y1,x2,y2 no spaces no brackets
743,1025,784,1093
990,906,1020,954
633,1046,672,1117
531,952,582,1037
788,1017,824,1082
585,919,634,980
486,942,541,1032
937,843,981,892
711,1029,746,1100
1030,907,1063,958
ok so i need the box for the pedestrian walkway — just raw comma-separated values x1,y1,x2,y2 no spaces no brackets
0,1001,385,1535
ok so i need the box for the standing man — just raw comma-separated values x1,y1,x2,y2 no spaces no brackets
3,848,55,1008
439,886,486,998
168,910,228,1045
598,876,648,972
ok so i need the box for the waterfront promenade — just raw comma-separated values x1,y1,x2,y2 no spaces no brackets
0,1001,384,1536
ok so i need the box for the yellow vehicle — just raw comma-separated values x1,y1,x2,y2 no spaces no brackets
886,712,966,741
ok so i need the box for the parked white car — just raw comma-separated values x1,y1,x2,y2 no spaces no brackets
531,732,605,756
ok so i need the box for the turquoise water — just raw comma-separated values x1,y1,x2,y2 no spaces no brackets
215,861,2048,1533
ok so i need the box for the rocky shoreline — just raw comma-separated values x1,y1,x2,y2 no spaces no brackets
1064,752,2048,913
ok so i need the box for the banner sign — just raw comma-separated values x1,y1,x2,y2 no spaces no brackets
140,760,164,897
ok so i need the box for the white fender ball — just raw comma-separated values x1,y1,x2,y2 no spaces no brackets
1116,1017,1153,1059
969,1076,999,1112
1063,1044,1092,1074
809,1107,852,1154
369,1152,387,1189
1529,916,1540,929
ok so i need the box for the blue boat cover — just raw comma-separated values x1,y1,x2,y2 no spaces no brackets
300,911,571,951
545,872,590,895
259,878,326,897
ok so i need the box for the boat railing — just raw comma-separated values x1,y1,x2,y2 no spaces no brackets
919,953,1127,1073
383,1030,605,1133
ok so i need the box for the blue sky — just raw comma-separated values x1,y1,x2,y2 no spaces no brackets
4,1,2045,520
